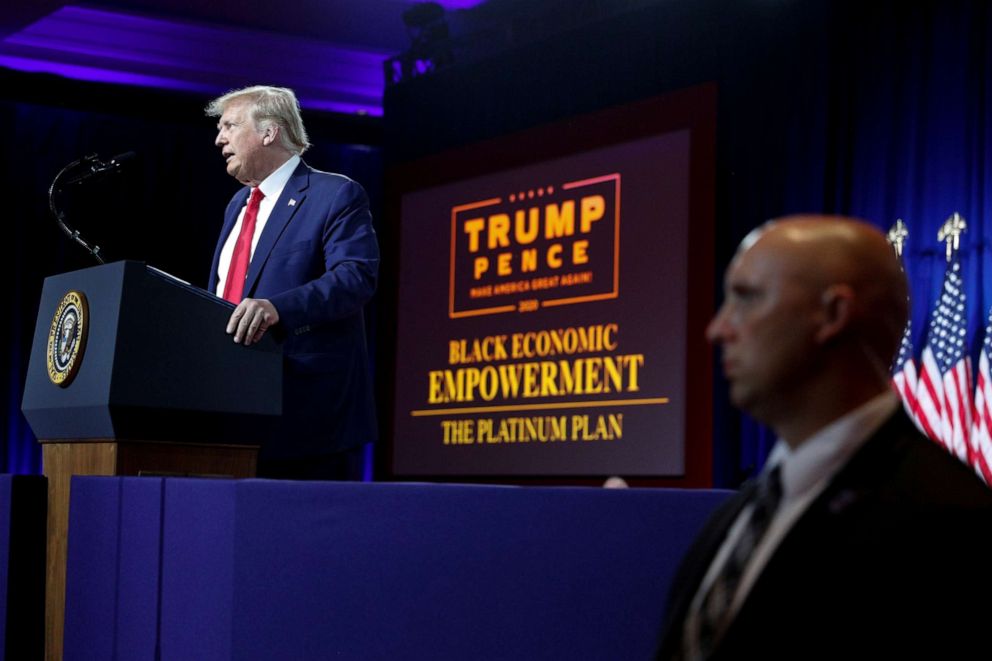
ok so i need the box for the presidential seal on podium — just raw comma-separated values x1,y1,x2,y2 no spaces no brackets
47,290,89,387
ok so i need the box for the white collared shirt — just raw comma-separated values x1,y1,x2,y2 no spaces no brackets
683,390,899,656
215,154,301,297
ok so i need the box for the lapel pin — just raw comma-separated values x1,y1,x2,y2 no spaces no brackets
288,199,297,206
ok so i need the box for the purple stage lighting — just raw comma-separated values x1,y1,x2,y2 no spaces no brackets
0,5,393,116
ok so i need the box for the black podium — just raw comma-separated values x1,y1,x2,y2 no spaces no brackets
21,260,282,660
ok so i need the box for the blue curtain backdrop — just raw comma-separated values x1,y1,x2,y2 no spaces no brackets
735,2,992,477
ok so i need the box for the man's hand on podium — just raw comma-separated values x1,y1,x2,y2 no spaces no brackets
228,298,280,345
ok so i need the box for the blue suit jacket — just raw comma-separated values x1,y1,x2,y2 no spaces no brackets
209,160,379,458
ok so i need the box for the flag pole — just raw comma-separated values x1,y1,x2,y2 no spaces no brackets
886,218,908,258
937,212,966,262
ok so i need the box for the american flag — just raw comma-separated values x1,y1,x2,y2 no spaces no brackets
915,257,972,462
887,220,920,426
969,311,992,482
891,320,920,424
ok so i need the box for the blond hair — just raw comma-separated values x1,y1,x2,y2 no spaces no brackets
206,85,311,154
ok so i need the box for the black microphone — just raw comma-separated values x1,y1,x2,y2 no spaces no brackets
63,151,137,185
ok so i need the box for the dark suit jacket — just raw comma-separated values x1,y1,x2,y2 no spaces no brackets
209,160,379,458
657,410,992,660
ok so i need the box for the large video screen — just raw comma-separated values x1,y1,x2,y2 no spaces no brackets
389,86,715,482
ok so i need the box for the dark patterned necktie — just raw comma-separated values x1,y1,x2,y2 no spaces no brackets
687,465,783,660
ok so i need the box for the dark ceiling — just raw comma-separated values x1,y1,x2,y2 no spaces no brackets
0,0,494,115
0,0,658,115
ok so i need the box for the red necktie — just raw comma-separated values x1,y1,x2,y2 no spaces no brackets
222,187,265,304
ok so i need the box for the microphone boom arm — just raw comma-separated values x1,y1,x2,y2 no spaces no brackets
48,153,110,265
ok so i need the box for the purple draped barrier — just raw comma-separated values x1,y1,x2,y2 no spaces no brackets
65,477,729,660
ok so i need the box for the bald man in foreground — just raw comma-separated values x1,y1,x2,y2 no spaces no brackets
657,216,992,660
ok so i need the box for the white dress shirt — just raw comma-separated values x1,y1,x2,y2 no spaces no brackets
215,154,301,297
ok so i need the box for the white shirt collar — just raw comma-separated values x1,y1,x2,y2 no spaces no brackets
256,154,300,200
764,390,899,503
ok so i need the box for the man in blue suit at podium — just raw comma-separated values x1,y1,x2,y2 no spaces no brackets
206,85,379,479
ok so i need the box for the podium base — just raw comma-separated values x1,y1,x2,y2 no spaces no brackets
40,439,257,661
